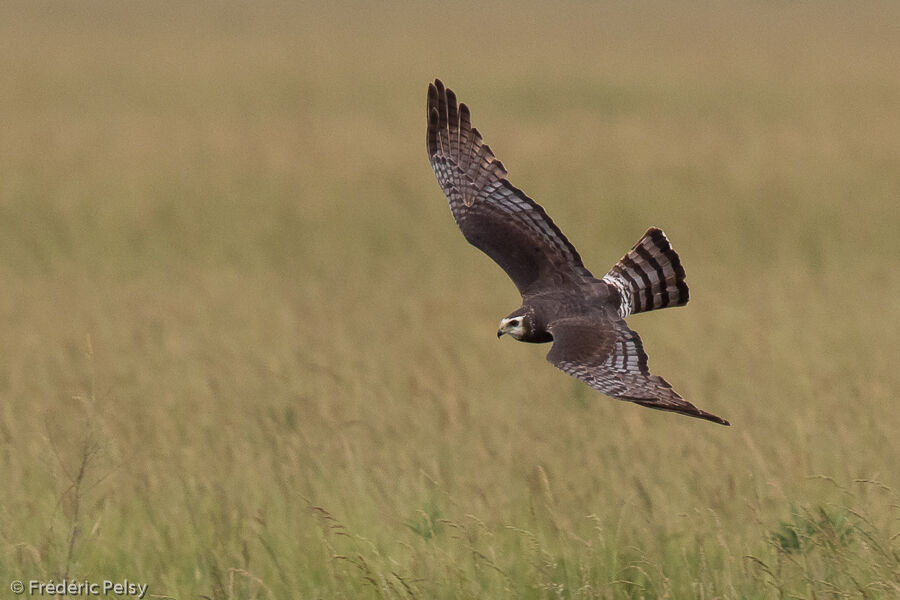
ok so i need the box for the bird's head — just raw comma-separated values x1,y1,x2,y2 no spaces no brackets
497,313,528,340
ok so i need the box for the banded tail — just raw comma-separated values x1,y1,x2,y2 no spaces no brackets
602,228,689,317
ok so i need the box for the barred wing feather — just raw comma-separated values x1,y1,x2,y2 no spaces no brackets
546,317,730,425
427,79,593,295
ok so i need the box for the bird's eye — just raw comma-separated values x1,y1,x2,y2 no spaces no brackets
511,319,520,326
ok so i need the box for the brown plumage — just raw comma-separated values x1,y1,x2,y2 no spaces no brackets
426,79,729,426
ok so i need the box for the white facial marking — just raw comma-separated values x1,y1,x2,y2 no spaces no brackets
499,316,526,340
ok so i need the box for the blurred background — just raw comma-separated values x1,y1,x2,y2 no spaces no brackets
1,1,898,597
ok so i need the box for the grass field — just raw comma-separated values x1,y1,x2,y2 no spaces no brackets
1,1,899,598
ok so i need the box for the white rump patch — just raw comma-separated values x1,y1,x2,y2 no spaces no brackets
602,274,632,318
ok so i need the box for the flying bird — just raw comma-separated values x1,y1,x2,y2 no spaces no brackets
425,79,729,426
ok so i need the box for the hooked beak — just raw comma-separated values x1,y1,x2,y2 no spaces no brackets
497,328,505,339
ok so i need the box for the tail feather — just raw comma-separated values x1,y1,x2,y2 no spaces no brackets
602,228,689,317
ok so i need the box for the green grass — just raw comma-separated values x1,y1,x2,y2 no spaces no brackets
1,1,898,598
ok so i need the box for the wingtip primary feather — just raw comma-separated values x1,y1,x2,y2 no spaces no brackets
427,83,438,111
702,412,731,426
688,405,730,426
634,398,730,426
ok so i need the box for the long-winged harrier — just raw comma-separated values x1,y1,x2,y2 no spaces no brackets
426,79,729,426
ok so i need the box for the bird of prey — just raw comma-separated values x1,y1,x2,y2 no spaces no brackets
426,79,729,426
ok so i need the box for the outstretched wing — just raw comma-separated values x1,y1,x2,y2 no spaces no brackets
546,316,729,425
426,79,592,295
